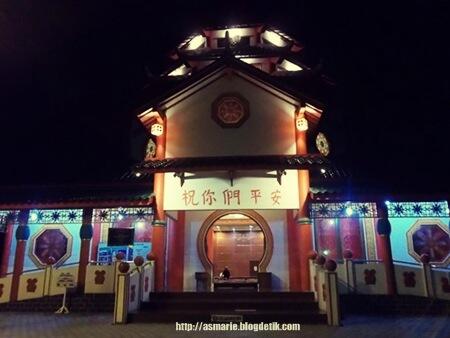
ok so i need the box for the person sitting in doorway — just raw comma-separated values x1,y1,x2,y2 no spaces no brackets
221,266,231,280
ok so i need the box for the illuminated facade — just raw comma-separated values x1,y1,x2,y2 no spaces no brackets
0,25,449,305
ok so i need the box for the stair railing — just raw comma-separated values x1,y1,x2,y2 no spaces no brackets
113,255,155,324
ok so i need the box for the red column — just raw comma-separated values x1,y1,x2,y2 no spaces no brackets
10,210,30,302
376,203,396,295
78,208,93,291
90,216,101,261
287,210,301,291
296,125,313,291
152,116,167,291
0,215,15,277
167,211,185,291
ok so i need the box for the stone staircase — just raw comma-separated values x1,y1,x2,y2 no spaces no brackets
130,292,327,324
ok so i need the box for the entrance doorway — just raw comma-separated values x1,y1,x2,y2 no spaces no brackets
197,210,273,279
205,214,264,278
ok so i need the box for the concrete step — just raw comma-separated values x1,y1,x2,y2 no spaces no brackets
130,309,327,324
141,298,319,311
149,291,316,302
132,292,325,324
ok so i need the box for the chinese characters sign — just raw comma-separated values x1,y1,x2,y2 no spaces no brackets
164,171,299,210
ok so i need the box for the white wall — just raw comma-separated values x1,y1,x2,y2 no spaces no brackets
165,75,296,158
259,210,290,291
182,209,290,291
183,211,211,291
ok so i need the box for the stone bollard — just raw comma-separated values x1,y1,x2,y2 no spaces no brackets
343,250,353,293
324,259,341,326
113,261,130,324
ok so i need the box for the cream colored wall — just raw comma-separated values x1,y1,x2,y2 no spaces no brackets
165,75,296,158
18,270,45,301
183,211,211,291
84,264,115,294
259,209,290,291
0,275,12,303
182,209,290,291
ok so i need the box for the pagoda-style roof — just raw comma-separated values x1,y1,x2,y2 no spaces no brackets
133,154,330,174
0,182,153,209
136,53,332,121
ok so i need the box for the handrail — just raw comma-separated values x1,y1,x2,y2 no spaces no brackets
430,265,450,271
54,262,79,269
351,259,383,264
393,260,422,266
129,266,140,275
21,268,46,274
89,261,114,266
2,271,15,277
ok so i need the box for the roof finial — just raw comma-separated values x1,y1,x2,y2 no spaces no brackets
224,30,231,55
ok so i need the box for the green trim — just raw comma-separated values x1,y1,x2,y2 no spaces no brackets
297,217,311,225
152,219,167,227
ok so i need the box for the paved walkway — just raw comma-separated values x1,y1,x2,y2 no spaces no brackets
0,313,449,338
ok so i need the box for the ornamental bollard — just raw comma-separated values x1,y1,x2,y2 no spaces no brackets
324,259,341,326
113,261,130,324
343,250,354,293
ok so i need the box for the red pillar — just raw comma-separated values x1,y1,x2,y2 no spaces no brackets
0,214,15,277
90,212,101,261
10,210,30,302
152,116,167,291
78,208,93,291
167,211,185,291
376,203,396,295
287,210,301,291
296,124,313,291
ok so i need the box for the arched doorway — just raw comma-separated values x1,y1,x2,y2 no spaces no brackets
197,210,273,278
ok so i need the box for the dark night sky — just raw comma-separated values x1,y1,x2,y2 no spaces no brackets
1,1,449,196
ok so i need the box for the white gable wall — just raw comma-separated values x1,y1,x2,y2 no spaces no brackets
165,75,296,158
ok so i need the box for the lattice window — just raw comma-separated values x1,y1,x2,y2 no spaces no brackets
310,202,378,219
387,201,449,218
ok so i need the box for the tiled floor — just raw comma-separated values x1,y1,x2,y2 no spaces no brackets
0,312,449,338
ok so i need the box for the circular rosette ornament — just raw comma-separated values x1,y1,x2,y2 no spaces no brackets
316,132,330,156
211,93,249,128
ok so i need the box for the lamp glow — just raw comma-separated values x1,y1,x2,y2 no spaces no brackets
186,35,205,50
345,207,353,216
151,123,164,136
279,59,303,71
320,168,326,174
296,115,308,131
135,221,146,229
30,212,38,222
263,30,286,47
135,172,142,177
323,249,330,256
